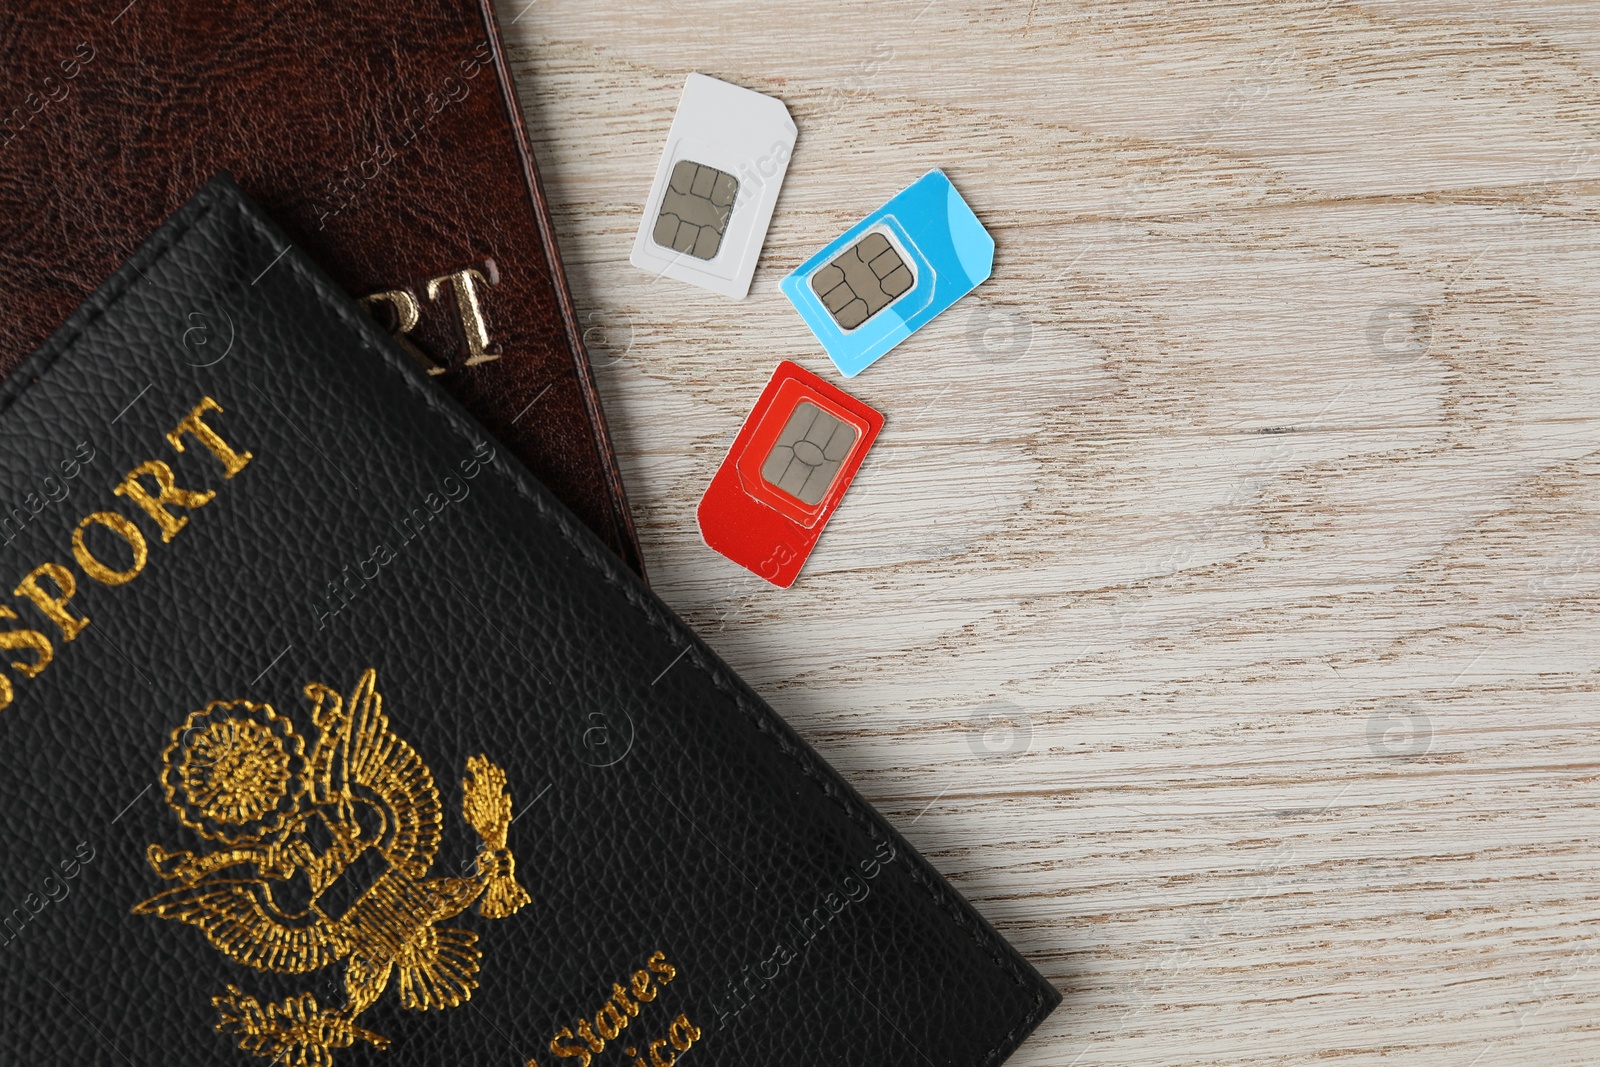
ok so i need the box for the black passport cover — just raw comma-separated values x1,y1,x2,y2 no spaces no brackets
0,175,1057,1067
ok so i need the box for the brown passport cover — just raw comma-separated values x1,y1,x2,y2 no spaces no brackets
0,0,645,578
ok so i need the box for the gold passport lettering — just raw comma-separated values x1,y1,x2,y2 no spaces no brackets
425,266,497,366
539,953,702,1067
358,289,436,374
168,395,255,477
0,396,250,712
71,511,149,585
113,460,216,542
134,668,532,1066
360,263,501,377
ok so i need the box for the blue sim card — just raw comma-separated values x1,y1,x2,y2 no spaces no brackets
781,169,993,377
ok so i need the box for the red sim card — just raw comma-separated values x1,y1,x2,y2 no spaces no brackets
699,360,883,587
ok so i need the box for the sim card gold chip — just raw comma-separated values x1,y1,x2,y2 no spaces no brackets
760,401,859,505
652,160,740,260
808,231,914,330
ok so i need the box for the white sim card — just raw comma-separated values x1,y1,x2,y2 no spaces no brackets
629,73,797,299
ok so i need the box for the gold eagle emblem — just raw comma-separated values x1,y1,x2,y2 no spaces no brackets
133,668,531,1067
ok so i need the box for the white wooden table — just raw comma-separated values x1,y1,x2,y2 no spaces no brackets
498,2,1600,1063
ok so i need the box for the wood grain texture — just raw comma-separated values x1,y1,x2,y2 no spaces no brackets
493,2,1600,1063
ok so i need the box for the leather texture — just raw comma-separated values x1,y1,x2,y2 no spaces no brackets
0,0,645,579
0,175,1057,1066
